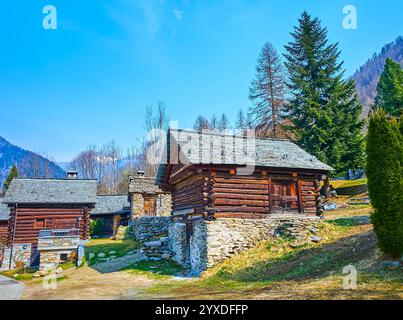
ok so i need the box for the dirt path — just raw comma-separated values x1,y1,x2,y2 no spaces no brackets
90,251,144,273
21,251,156,300
21,264,157,300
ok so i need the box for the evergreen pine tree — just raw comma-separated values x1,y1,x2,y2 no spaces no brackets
283,11,365,175
366,110,403,258
3,164,19,191
374,58,403,117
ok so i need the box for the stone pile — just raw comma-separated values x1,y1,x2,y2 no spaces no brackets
143,237,171,260
114,226,133,240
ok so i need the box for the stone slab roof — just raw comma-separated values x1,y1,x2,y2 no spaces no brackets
0,198,9,221
156,129,333,183
128,175,165,194
92,195,130,216
3,178,97,204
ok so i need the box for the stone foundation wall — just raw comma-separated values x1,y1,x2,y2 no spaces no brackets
0,244,32,271
39,249,77,271
156,193,172,216
168,222,188,265
178,216,321,275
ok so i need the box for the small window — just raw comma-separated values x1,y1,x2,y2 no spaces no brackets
35,219,45,228
60,254,68,262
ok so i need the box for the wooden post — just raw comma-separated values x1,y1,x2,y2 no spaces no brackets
268,178,272,215
297,180,304,214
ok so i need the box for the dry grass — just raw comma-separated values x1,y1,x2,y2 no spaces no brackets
330,178,367,189
145,206,402,300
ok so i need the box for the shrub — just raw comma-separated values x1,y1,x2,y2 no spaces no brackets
366,110,403,258
90,218,105,236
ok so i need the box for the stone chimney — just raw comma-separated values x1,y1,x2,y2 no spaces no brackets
67,171,78,179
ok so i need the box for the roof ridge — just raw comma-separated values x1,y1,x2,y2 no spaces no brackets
169,128,292,142
12,178,97,181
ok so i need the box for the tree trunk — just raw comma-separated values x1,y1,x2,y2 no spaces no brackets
323,177,332,199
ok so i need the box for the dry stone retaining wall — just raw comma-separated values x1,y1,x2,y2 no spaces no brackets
132,216,171,260
172,216,322,275
131,215,322,275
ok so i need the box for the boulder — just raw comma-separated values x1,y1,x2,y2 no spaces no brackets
310,236,322,243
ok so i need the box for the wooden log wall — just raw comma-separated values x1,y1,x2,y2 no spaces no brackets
172,173,209,215
170,166,323,219
0,221,8,245
208,172,270,218
6,206,90,248
299,180,321,215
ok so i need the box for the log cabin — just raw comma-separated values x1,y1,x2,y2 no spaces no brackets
156,129,333,220
91,195,131,235
1,177,97,270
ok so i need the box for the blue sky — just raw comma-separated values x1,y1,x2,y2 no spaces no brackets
0,0,402,162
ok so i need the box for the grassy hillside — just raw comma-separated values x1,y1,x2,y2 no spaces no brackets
140,205,402,300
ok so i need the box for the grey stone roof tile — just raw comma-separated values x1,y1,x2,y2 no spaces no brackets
0,198,9,221
128,176,164,194
156,129,333,183
3,178,97,204
92,195,130,216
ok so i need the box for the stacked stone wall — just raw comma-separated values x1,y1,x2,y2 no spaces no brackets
171,216,322,275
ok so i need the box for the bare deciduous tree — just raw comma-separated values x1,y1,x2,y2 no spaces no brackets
218,113,231,131
249,42,286,138
136,101,169,176
193,115,210,132
70,142,123,195
210,114,218,130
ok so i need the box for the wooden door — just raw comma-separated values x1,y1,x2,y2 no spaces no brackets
270,180,299,213
144,195,156,215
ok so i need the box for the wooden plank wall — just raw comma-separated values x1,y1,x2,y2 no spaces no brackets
7,206,90,247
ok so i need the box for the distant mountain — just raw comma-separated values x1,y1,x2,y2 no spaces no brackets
56,161,72,172
0,137,66,189
352,36,403,117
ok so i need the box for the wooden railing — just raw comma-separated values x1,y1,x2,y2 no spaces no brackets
38,228,80,238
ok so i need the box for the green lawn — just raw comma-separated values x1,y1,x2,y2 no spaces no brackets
85,238,142,265
125,259,184,279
